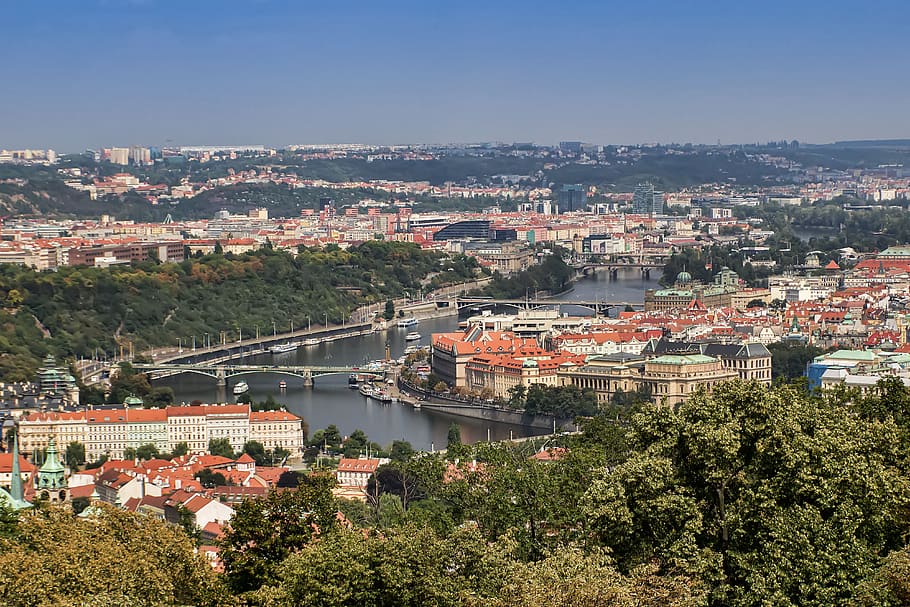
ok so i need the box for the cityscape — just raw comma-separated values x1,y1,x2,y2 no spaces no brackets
2,1,910,606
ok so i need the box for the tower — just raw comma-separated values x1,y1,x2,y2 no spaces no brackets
36,438,68,504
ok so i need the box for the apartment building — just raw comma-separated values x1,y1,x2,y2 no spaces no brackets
18,404,305,461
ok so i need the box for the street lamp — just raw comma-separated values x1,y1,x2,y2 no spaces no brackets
324,312,328,327
306,316,311,332
272,320,277,337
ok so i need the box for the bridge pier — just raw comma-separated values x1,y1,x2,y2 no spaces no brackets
302,369,313,388
642,268,651,279
215,367,226,388
610,267,618,280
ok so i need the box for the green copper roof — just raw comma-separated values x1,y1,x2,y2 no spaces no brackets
37,438,66,490
650,354,717,365
825,350,876,361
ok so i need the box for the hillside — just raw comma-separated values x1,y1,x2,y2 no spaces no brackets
0,243,479,381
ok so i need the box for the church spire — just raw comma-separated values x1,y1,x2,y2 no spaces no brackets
10,431,23,503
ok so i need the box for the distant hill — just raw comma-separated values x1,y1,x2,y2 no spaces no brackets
827,139,910,148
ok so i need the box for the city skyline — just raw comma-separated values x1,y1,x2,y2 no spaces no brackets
3,0,909,151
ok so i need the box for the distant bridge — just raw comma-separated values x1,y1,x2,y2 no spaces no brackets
132,363,380,388
454,297,642,315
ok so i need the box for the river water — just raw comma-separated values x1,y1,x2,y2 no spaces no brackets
159,268,660,450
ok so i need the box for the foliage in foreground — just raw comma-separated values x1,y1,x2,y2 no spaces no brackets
0,506,228,607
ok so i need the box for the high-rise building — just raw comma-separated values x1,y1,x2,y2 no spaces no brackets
632,183,663,216
558,184,587,213
109,147,130,165
129,146,151,165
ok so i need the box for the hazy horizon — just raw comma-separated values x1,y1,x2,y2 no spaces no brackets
3,0,909,152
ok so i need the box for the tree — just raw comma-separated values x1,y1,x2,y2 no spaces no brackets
135,443,160,461
383,299,395,320
171,441,188,458
208,437,234,458
145,386,174,407
446,423,462,450
220,476,338,594
242,440,267,465
65,441,85,468
0,506,227,607
195,468,227,489
123,447,137,461
580,381,910,606
390,440,414,462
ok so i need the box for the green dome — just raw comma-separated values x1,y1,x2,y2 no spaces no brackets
124,395,144,406
676,271,693,284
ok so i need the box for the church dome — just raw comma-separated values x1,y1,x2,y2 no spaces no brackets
676,271,693,284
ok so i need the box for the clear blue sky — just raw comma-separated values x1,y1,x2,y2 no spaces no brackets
2,0,908,151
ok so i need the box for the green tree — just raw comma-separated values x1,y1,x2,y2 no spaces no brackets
135,443,160,461
446,423,462,450
170,441,188,458
390,440,415,462
243,440,267,465
581,381,910,606
123,447,137,461
65,441,85,468
195,468,227,489
219,476,338,594
383,299,395,320
208,437,235,458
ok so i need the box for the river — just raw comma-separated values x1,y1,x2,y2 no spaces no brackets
158,268,660,450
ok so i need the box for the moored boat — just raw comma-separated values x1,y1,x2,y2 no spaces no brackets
404,332,422,341
269,342,298,354
397,317,419,328
232,381,249,395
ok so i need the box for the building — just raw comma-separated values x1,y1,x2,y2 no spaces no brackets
109,148,130,165
641,338,773,384
632,182,663,216
558,184,587,213
431,327,539,387
67,241,185,266
35,439,69,504
432,220,491,241
336,457,387,488
18,404,306,461
558,352,739,407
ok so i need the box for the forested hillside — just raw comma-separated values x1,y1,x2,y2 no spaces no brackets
0,243,479,381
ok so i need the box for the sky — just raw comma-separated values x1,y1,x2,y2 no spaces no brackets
1,0,908,151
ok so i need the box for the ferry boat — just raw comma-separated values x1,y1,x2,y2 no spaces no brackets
269,342,298,354
397,317,419,328
303,337,321,347
348,374,360,388
404,345,420,355
404,332,422,342
373,389,393,403
278,380,287,390
232,381,250,395
359,383,375,398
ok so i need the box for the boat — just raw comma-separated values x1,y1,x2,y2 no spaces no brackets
278,380,287,389
359,384,375,397
269,342,298,354
373,389,393,403
303,337,321,347
232,381,249,395
404,332,422,342
397,317,419,328
404,345,419,355
348,374,360,389
412,401,422,409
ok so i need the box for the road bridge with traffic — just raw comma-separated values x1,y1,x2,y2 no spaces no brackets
454,297,642,315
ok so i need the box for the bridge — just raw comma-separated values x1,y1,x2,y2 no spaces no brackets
132,363,381,388
570,261,665,279
455,297,642,315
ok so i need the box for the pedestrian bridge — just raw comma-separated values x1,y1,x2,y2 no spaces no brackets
132,363,380,387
